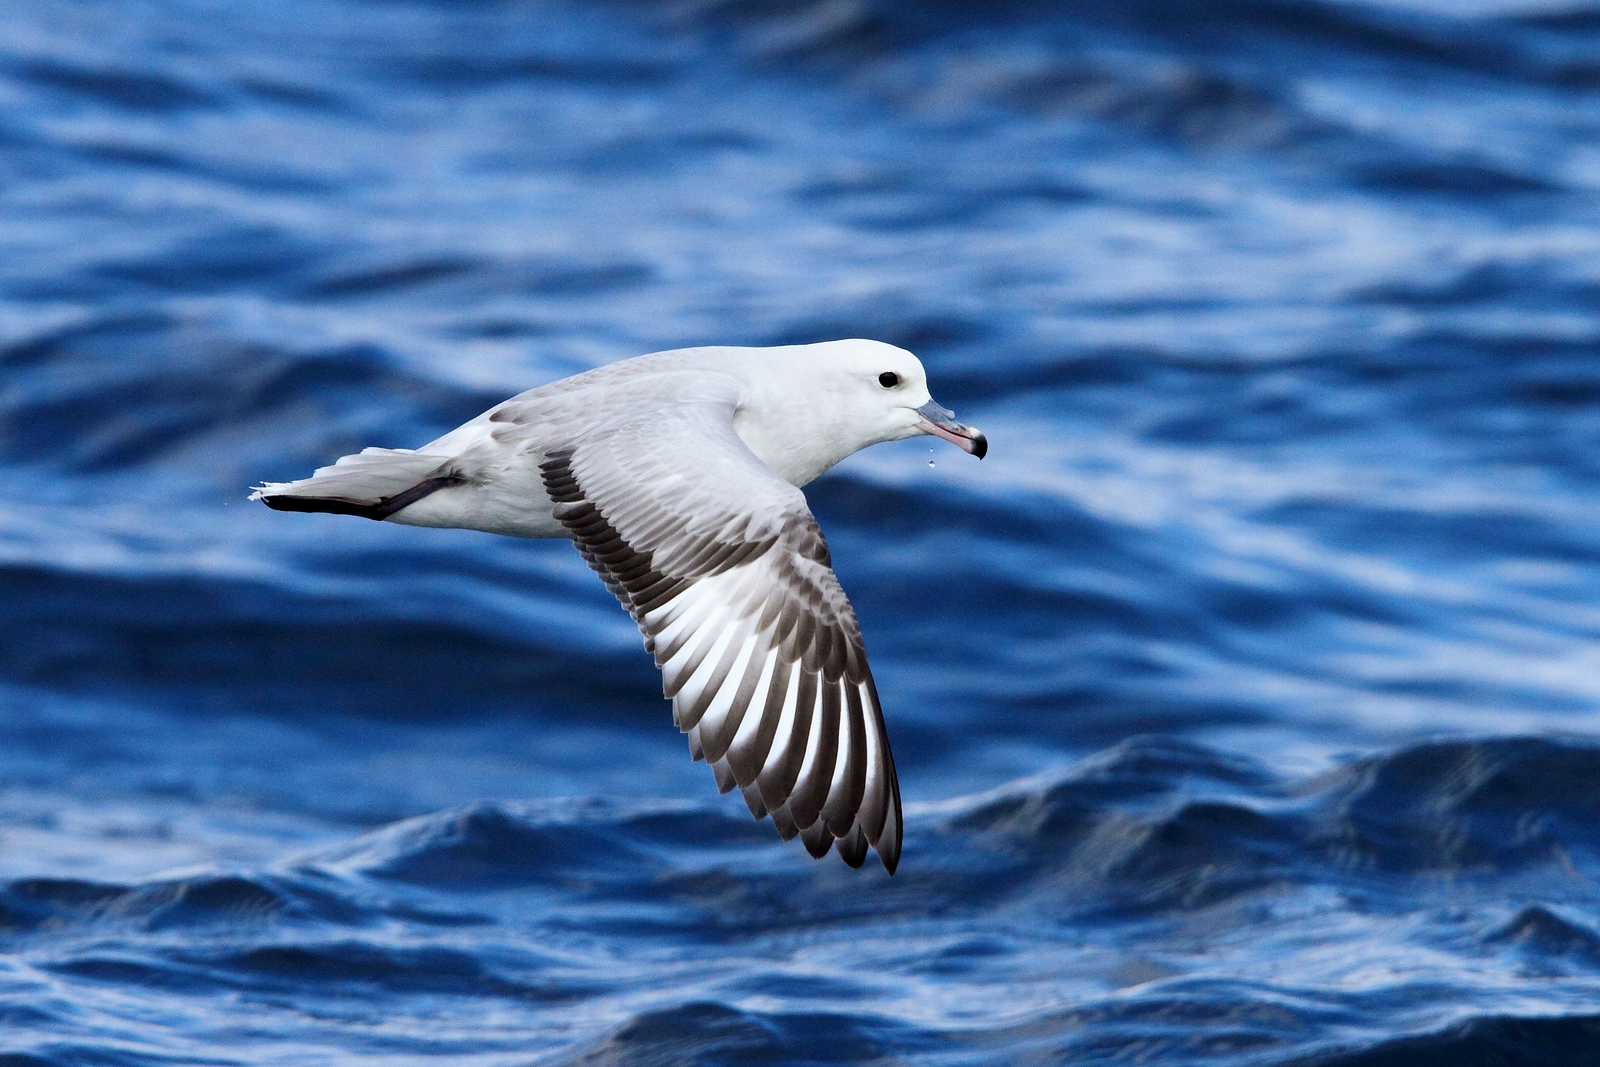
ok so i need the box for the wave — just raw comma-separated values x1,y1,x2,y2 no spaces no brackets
0,871,355,934
12,57,223,114
645,0,1600,99
561,1001,905,1067
0,313,504,477
9,732,1586,924
248,734,1600,906
0,559,662,720
1295,1013,1600,1067
6,736,1600,1060
941,736,1600,911
300,798,787,888
1486,904,1600,970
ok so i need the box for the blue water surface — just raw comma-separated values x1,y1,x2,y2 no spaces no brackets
4,0,1600,1062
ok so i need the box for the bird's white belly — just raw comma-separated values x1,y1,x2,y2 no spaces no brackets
386,458,566,539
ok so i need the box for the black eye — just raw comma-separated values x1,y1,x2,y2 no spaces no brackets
878,371,900,388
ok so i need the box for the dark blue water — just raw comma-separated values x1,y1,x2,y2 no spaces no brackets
4,0,1600,1061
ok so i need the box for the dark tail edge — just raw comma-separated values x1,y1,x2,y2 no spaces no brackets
257,475,467,521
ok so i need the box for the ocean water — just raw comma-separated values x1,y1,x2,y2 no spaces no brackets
4,0,1600,1062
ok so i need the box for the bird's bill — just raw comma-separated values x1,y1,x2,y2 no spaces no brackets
915,400,988,459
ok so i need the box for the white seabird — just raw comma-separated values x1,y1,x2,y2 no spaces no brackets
252,339,986,872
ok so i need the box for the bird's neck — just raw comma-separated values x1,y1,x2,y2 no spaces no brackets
733,396,860,488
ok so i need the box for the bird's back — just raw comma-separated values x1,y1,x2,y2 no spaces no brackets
254,347,746,538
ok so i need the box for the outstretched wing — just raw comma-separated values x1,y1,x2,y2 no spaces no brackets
538,404,902,873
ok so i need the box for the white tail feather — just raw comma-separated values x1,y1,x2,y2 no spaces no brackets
251,447,450,506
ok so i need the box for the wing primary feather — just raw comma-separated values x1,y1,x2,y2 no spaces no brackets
878,794,901,875
660,601,737,699
727,653,788,782
800,819,833,859
771,803,799,840
837,824,868,869
702,640,772,766
653,591,726,672
675,624,750,731
759,668,815,809
740,783,767,819
658,565,760,670
817,681,853,830
823,681,869,837
868,672,903,874
857,682,889,844
788,679,840,829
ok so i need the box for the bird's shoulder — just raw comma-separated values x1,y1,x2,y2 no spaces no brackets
413,352,746,466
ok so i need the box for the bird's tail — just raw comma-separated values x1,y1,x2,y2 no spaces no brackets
251,447,465,521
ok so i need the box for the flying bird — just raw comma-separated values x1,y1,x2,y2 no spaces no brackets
252,339,986,872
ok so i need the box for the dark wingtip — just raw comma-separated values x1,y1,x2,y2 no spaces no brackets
970,432,988,460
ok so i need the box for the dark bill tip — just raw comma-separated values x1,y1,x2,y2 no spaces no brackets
915,399,986,459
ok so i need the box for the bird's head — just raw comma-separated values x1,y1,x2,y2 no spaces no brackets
846,341,987,459
731,339,986,485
